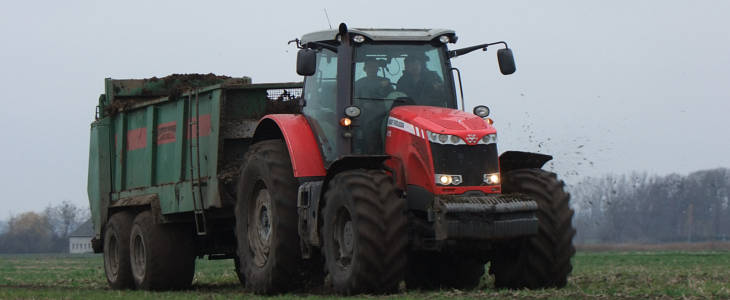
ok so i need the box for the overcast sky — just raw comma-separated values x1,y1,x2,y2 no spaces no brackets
1,1,728,216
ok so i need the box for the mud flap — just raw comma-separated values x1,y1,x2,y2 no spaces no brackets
297,181,323,259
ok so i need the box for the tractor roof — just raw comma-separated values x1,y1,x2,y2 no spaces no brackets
301,28,456,44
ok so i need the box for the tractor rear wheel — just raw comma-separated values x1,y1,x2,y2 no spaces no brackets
322,169,407,294
490,168,576,289
129,211,196,290
406,252,485,290
233,257,245,285
104,211,135,289
235,140,302,294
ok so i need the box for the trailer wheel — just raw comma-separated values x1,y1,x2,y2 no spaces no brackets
406,252,485,290
322,169,407,294
490,169,576,289
129,211,196,290
104,211,135,289
235,140,302,294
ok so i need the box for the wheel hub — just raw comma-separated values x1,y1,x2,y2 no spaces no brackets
250,188,273,267
334,208,353,268
342,221,353,254
132,234,146,279
107,236,119,276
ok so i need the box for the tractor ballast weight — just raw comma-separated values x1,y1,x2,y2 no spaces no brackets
88,24,575,294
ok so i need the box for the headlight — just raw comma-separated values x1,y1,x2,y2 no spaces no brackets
353,35,365,43
436,174,463,186
483,173,500,185
427,131,466,145
479,134,497,144
439,35,450,44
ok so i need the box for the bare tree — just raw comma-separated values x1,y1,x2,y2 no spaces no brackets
44,201,89,240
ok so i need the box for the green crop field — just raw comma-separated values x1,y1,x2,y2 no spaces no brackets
1,251,729,299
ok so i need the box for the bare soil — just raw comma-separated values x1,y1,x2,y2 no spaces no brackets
576,241,730,252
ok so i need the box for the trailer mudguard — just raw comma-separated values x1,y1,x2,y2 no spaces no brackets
499,151,553,174
254,115,326,178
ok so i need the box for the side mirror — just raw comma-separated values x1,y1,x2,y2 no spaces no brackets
497,48,516,75
297,49,317,76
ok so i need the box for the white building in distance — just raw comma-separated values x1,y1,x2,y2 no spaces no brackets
69,219,94,254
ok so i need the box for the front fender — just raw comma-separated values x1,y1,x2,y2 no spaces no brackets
254,115,326,178
499,151,553,174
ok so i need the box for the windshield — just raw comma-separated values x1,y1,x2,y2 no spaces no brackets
351,43,456,154
352,43,456,108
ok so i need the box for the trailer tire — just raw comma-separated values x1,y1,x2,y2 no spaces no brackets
406,253,485,290
235,140,302,294
322,169,407,294
104,211,135,290
129,211,196,290
490,169,575,289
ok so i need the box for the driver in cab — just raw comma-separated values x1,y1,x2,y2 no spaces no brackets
354,58,393,99
396,54,444,104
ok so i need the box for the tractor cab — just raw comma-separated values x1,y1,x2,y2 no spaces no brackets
295,24,515,192
295,26,465,162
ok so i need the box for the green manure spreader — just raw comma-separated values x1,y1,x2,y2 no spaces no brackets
88,24,575,294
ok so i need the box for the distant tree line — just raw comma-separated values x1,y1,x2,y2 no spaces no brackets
571,168,730,244
3,169,728,251
0,201,88,253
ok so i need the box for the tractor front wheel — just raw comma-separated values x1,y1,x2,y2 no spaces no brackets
489,168,576,289
322,169,407,294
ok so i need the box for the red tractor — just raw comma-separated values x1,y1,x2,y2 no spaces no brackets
235,23,575,294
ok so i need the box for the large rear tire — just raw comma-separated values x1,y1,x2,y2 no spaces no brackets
322,169,407,294
103,211,135,290
235,140,303,294
233,256,246,285
490,169,576,289
129,211,196,290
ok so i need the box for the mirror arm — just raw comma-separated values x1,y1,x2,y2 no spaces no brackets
448,41,509,58
304,41,339,53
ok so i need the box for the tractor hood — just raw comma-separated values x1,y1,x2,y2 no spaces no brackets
389,106,496,142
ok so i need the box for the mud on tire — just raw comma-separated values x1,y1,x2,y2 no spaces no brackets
322,169,407,294
129,211,196,290
234,140,303,294
104,211,136,290
489,168,576,289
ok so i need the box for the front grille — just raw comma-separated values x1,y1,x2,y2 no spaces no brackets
430,143,499,186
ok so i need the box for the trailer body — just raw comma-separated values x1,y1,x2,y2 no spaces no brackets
88,76,302,246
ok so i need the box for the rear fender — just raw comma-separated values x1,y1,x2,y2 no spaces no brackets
253,115,326,178
499,151,553,174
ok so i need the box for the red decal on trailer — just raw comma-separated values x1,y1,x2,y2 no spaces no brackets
127,128,147,151
187,114,211,139
157,121,176,145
